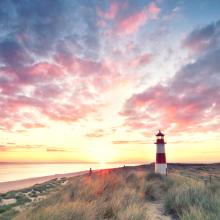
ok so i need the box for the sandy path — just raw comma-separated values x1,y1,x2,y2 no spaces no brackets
146,202,172,220
0,171,88,193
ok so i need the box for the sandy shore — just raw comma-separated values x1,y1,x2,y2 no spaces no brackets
0,171,88,193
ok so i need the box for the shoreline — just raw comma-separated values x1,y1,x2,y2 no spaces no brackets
0,170,88,194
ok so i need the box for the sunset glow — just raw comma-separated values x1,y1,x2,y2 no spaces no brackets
0,0,220,163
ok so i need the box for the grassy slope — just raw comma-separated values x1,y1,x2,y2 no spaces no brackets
15,165,220,220
12,164,220,220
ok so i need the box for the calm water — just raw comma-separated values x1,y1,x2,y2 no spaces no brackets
0,163,139,182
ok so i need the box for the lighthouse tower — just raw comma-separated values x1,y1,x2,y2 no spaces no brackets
154,130,167,175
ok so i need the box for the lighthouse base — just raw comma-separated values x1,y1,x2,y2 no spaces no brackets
155,163,167,175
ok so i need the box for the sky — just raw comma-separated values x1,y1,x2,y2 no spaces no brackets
0,0,220,164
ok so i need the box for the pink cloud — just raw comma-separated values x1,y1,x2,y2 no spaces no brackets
121,85,201,133
117,8,148,35
116,2,160,35
121,47,220,134
55,54,109,77
97,2,120,20
28,62,64,77
41,103,97,123
0,50,138,131
22,123,47,129
148,2,160,17
129,53,153,68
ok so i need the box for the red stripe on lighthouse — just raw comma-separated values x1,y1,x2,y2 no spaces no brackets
156,153,166,163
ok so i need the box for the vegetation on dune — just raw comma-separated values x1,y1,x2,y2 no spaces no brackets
13,169,220,220
14,170,159,220
0,193,31,214
0,178,65,220
164,179,220,220
1,166,220,220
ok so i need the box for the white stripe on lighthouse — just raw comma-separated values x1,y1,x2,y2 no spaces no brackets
156,144,165,153
155,164,167,175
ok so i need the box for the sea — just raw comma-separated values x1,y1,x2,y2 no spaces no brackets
0,163,140,182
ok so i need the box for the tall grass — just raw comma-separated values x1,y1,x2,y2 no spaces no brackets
14,171,149,220
164,179,220,220
12,170,220,220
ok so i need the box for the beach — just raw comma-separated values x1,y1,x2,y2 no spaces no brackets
0,170,88,193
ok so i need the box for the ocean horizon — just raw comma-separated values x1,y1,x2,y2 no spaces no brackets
0,162,141,182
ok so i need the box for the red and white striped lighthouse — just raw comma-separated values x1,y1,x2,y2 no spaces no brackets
154,130,167,175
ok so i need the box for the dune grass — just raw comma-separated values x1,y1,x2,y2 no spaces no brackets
3,167,220,220
164,179,220,220
14,170,164,220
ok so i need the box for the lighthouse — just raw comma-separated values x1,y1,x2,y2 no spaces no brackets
154,130,167,175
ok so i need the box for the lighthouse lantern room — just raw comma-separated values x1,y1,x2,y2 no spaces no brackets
154,130,167,175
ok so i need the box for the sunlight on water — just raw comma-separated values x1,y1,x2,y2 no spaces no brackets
0,163,140,182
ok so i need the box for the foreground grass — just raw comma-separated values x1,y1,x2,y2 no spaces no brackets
14,170,168,220
16,171,146,220
164,178,220,220
3,166,220,220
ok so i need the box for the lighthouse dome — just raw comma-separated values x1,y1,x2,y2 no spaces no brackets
156,130,165,136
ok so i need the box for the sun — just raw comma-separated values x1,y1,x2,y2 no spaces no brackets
99,158,106,167
90,141,115,165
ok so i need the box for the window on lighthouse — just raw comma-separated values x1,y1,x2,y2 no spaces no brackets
156,130,165,144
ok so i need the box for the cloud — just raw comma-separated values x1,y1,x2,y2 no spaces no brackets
148,2,160,17
0,145,9,152
0,0,113,130
0,46,134,130
0,144,45,152
86,129,107,138
97,2,120,20
182,20,220,55
22,123,47,129
116,2,160,35
117,8,148,35
0,40,32,67
121,20,220,134
86,128,116,138
0,1,158,132
112,140,148,145
128,53,153,68
46,148,72,152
